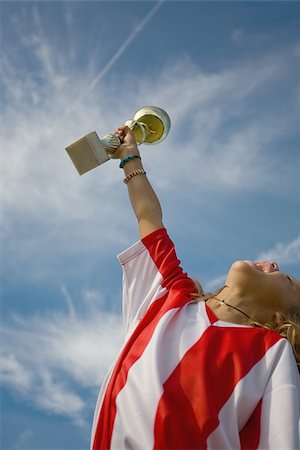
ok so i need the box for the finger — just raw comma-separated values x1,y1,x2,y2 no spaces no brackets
114,129,124,137
114,130,125,145
116,125,128,131
117,125,131,136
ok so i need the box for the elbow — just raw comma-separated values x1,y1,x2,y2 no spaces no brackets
136,207,163,223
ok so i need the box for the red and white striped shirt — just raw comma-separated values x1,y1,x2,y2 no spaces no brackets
91,228,300,450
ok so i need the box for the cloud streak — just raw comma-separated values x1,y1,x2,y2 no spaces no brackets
206,235,300,290
88,1,165,92
1,4,299,445
1,34,299,283
1,288,123,423
257,235,300,265
62,0,165,120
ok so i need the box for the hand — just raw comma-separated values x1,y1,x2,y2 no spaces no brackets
108,125,140,160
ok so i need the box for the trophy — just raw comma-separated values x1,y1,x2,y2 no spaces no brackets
65,106,171,175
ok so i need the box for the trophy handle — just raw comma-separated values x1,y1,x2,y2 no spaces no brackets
124,120,148,145
130,106,171,145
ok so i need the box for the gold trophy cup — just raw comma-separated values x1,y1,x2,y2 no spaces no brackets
65,106,171,175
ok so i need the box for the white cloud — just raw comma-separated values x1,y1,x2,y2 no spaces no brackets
1,6,300,434
1,288,124,423
1,35,299,282
35,371,85,422
14,429,35,450
63,1,165,119
205,274,226,291
257,235,300,265
1,9,299,274
206,236,300,289
0,354,33,392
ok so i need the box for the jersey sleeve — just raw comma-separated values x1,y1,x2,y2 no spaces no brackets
117,228,195,336
257,340,300,449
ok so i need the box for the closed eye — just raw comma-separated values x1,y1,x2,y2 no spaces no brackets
286,275,293,284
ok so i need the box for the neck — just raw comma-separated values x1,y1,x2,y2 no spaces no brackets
206,285,254,325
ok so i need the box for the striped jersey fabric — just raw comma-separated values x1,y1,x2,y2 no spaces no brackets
91,228,300,450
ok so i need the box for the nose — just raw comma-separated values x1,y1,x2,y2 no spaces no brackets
270,261,279,272
255,261,280,273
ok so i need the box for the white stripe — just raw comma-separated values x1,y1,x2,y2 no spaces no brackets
214,319,252,329
118,239,167,335
91,237,169,447
111,301,209,450
90,335,130,448
206,338,300,450
258,341,300,450
91,242,168,446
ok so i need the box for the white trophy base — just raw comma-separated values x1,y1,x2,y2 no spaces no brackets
65,131,110,175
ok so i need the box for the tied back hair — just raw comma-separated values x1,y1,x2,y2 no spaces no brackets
191,287,300,375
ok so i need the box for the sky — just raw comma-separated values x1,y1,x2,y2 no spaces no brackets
1,1,300,449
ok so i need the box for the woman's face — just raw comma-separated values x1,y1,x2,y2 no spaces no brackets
225,260,300,315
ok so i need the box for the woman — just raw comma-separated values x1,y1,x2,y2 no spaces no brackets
91,126,300,450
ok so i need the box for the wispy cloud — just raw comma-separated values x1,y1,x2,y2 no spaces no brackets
2,3,299,446
205,274,226,291
14,429,35,450
1,288,123,423
1,5,299,286
206,235,300,289
257,235,300,265
1,34,299,282
63,0,165,120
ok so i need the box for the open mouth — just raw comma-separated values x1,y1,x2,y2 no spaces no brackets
244,261,279,273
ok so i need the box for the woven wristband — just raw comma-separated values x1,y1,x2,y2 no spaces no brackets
119,154,141,169
123,169,146,184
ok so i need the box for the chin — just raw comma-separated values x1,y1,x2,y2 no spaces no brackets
230,261,254,272
225,261,255,287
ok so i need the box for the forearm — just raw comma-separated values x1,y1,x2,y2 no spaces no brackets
120,148,163,223
111,126,164,238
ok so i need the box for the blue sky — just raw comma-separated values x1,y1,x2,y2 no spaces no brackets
1,1,300,449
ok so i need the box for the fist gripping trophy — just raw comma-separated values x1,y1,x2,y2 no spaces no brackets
65,106,171,175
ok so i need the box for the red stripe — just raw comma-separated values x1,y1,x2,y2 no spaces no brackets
240,398,263,449
205,303,218,324
142,228,190,291
93,293,167,450
92,229,195,449
153,326,281,449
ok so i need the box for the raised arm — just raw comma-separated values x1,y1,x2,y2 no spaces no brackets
112,126,164,239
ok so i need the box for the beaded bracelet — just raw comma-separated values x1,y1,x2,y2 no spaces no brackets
123,169,146,184
119,154,141,169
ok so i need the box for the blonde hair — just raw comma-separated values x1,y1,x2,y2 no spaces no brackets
192,289,300,374
257,310,300,374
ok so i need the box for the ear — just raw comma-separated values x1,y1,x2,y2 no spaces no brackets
273,311,286,327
